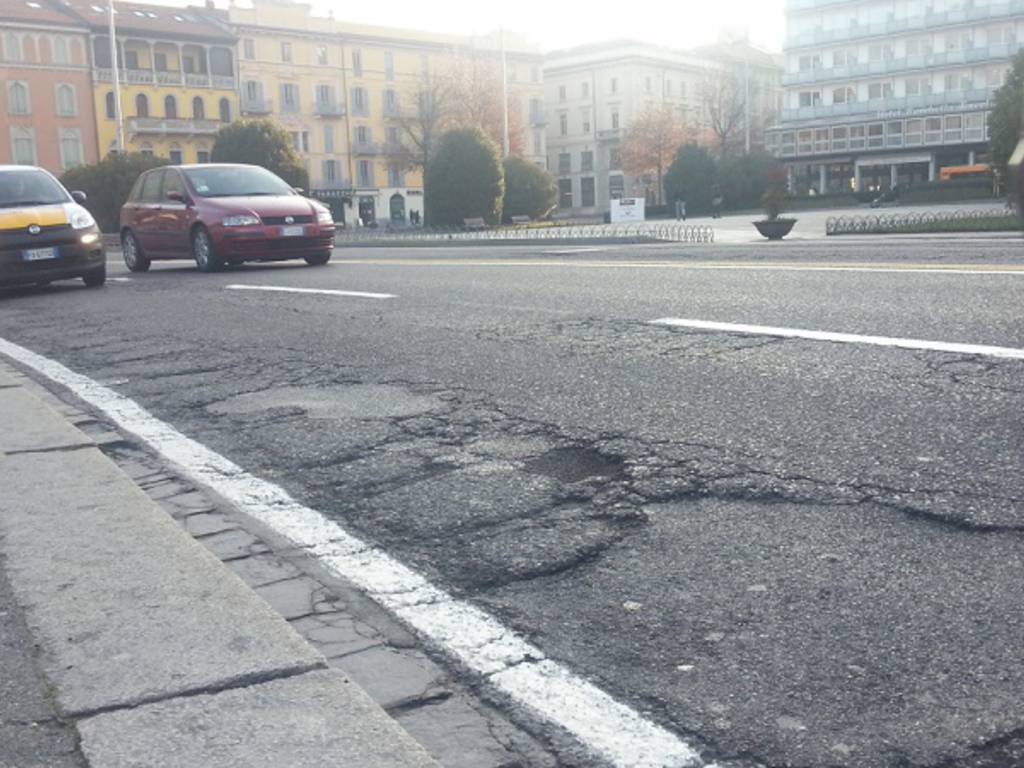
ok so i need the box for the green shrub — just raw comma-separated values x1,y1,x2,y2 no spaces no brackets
424,127,504,227
211,119,309,190
502,156,556,223
663,144,717,215
59,152,168,233
989,50,1024,184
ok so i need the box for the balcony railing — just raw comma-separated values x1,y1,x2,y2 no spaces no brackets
241,97,273,115
126,117,221,136
95,67,235,90
352,141,383,155
314,101,346,117
597,128,622,140
781,88,994,122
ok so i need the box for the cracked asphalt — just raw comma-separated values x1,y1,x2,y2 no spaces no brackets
2,237,1023,767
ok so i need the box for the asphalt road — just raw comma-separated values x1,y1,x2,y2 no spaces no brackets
2,237,1023,768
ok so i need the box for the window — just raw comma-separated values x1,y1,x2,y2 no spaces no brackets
55,84,76,116
944,114,962,141
886,120,903,147
581,177,595,207
245,81,261,101
965,112,985,141
169,147,183,164
559,113,568,136
388,163,402,186
833,49,849,67
154,52,167,71
581,81,589,98
905,77,932,96
352,49,362,77
125,49,139,69
323,159,337,183
11,126,36,165
905,37,931,57
558,178,572,208
8,82,29,115
798,90,821,107
867,82,893,100
54,36,69,65
243,38,255,59
559,85,566,101
945,72,972,91
831,126,848,151
533,130,542,156
988,66,1008,89
581,150,593,172
611,111,620,130
357,159,371,187
355,125,369,145
610,77,618,94
219,98,231,122
281,83,299,112
301,131,310,152
905,118,923,145
609,147,621,170
386,126,399,146
867,122,884,147
384,88,398,113
831,86,854,104
797,129,813,153
281,42,292,62
352,86,367,115
139,170,163,202
5,33,23,62
581,112,591,133
609,174,624,199
558,152,571,174
135,93,149,117
868,44,894,62
164,95,177,118
57,128,82,169
163,171,185,203
316,45,328,65
384,51,394,79
192,96,205,119
105,91,115,119
798,54,822,71
316,84,332,106
815,128,829,152
197,150,210,163
323,124,334,153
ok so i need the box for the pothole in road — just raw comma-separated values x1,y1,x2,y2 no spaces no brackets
522,447,626,484
207,384,443,420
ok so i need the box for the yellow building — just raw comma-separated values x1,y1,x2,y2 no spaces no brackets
230,0,545,226
61,0,238,164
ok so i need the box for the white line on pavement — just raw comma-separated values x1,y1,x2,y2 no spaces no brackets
649,318,1024,360
0,336,706,768
541,247,608,255
108,277,132,283
225,284,397,300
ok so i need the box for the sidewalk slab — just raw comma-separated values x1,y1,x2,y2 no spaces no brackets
78,669,437,768
0,387,94,454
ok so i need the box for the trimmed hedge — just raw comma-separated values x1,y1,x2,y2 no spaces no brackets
424,127,504,227
60,153,169,233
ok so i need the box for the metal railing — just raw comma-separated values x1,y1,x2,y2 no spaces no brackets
826,208,1015,235
333,222,715,245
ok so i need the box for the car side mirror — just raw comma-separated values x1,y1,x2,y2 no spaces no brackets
71,190,87,204
292,187,305,195
166,191,186,203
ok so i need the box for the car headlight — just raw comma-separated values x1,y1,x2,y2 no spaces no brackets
70,208,95,230
222,214,260,227
316,208,334,225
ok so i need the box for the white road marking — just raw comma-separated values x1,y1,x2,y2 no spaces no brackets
541,247,608,255
0,337,706,768
108,277,132,283
649,318,1024,360
225,284,397,300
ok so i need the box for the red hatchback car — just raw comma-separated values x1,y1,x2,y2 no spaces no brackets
119,164,335,273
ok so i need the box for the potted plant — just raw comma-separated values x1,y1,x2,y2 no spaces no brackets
754,167,797,240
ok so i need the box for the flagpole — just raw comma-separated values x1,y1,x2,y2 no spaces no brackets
109,0,125,153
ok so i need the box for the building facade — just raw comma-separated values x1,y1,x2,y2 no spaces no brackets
766,0,1023,193
59,0,237,164
544,40,783,216
230,0,544,227
0,0,99,173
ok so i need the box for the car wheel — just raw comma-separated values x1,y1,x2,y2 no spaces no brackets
304,251,331,266
192,227,222,273
122,230,150,272
82,263,106,288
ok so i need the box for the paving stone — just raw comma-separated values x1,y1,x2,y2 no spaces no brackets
182,512,239,538
224,552,304,587
197,528,271,561
333,645,450,710
292,611,383,659
254,576,323,620
158,489,218,517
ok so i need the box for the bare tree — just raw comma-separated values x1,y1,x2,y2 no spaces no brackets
700,68,747,158
620,105,690,205
394,77,455,171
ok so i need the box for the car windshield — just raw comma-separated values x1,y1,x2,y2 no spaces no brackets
0,169,70,208
183,166,295,198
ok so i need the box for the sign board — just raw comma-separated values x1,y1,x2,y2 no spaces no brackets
610,197,645,223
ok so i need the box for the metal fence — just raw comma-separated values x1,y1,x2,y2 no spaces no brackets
333,223,715,245
826,208,1016,235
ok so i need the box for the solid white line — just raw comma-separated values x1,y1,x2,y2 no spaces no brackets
673,265,1024,276
225,284,397,300
0,337,705,768
649,318,1024,360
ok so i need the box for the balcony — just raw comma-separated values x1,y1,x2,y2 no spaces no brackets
781,88,994,123
94,67,235,90
382,141,405,155
314,101,346,117
352,141,383,155
241,97,273,115
126,117,221,136
597,128,622,140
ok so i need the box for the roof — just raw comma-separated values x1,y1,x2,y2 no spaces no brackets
0,0,86,28
691,41,783,68
52,0,235,42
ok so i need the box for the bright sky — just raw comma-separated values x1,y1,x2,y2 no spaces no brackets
307,0,787,53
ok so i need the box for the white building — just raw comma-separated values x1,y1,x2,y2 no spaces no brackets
765,0,1024,193
544,39,782,216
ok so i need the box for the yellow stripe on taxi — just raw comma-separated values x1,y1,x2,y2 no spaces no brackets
0,205,68,232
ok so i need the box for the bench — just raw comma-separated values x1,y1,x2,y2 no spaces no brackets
462,217,487,231
509,215,531,226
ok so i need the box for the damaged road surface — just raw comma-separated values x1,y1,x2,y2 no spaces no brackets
2,241,1024,768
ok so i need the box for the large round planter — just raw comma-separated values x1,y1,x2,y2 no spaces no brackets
753,218,797,240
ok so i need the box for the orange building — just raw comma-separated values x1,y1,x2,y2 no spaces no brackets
0,0,99,174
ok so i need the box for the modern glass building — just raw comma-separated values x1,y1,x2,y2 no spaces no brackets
765,0,1024,193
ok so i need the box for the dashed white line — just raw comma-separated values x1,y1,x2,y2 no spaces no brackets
225,284,397,300
0,337,707,768
649,318,1024,360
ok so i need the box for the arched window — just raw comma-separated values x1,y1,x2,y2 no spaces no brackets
164,95,177,118
135,93,149,117
105,91,115,119
140,142,153,157
7,82,29,115
53,36,69,64
56,84,76,116
192,96,205,119
218,97,231,123
5,33,22,62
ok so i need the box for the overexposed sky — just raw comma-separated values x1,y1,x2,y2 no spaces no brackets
307,0,787,53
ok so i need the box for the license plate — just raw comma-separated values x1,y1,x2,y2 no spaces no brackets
22,247,58,262
280,226,304,237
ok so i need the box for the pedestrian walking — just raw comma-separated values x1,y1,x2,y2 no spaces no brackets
711,190,723,219
674,199,687,221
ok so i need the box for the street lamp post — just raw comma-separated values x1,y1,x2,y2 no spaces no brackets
500,27,510,158
108,0,125,153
